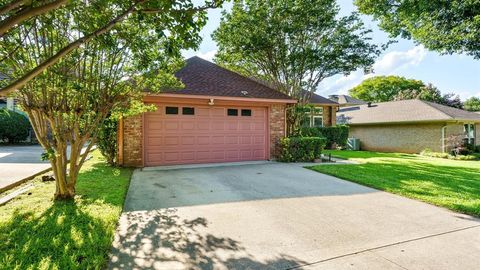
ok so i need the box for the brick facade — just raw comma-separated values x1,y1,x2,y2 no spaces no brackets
477,124,480,146
121,115,143,167
349,122,478,153
320,106,336,127
269,104,286,159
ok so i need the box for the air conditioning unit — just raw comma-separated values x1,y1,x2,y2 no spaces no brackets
347,138,360,151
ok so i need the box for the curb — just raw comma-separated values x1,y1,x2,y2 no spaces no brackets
0,166,52,194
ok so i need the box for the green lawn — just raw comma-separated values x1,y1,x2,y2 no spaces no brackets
0,151,133,270
309,150,480,217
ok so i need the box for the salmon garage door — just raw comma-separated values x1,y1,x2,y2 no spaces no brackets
144,103,268,166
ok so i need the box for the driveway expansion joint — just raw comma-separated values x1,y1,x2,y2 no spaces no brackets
287,224,480,269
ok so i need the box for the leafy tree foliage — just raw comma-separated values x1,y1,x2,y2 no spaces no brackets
464,97,480,111
212,0,379,134
349,76,424,102
350,76,463,108
355,0,480,58
394,83,463,109
0,109,30,143
2,1,216,200
0,0,222,95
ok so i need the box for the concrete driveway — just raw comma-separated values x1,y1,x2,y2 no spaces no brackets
0,145,49,191
109,162,480,270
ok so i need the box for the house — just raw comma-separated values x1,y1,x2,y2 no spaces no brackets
117,56,339,167
337,99,480,153
328,94,367,107
301,91,339,127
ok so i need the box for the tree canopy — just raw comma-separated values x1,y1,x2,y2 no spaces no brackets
464,97,480,111
349,75,424,102
212,0,380,133
0,0,223,95
355,0,480,59
2,0,219,199
349,75,463,108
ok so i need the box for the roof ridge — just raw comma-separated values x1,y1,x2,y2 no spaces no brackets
419,100,457,119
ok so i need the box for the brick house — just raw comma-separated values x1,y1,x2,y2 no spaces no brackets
337,99,480,153
118,56,338,167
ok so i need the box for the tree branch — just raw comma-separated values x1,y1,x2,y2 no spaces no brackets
0,0,68,37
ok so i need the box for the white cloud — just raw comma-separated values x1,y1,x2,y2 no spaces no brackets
196,49,217,62
318,46,427,96
372,45,426,73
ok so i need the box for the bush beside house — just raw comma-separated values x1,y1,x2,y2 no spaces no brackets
0,109,31,143
278,137,327,162
299,125,349,148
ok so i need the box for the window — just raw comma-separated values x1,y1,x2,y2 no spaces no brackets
227,109,238,116
313,116,323,127
182,107,195,115
464,124,475,145
241,109,252,116
301,115,311,127
165,106,178,115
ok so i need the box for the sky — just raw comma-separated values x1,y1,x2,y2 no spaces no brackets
183,0,480,100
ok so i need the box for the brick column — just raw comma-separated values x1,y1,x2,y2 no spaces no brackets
121,114,143,167
269,104,286,159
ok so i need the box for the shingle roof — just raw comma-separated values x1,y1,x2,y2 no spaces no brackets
338,99,480,125
304,90,338,105
156,56,294,100
329,95,367,106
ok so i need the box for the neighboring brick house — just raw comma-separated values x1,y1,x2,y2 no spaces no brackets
118,56,338,167
337,99,480,153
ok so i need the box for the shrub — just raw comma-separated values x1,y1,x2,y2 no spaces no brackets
0,109,31,143
475,145,480,153
97,117,118,166
420,149,449,159
278,137,327,162
420,148,478,161
298,125,349,148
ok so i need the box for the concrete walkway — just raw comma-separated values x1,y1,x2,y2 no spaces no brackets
0,145,50,191
109,163,480,270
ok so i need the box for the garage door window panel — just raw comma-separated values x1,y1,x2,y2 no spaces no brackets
166,106,178,115
227,109,238,116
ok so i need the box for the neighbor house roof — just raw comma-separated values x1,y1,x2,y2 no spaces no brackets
338,99,480,125
328,95,367,106
155,56,294,101
304,90,338,105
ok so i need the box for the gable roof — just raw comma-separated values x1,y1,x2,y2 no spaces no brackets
157,56,294,101
329,95,366,106
338,99,480,125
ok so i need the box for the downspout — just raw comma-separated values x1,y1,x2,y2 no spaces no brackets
441,124,447,153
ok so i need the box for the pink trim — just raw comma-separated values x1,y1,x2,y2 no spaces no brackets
146,93,297,104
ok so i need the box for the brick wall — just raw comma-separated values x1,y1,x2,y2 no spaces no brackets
350,123,445,153
321,106,337,127
121,115,143,167
270,104,286,159
476,124,480,146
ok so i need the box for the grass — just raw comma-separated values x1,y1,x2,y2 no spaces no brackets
310,150,480,217
0,150,133,270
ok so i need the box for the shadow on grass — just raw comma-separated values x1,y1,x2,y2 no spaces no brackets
0,202,113,269
0,152,133,269
109,209,307,270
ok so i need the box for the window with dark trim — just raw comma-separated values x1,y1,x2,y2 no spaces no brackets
182,107,195,115
227,109,238,116
165,106,178,115
241,109,252,116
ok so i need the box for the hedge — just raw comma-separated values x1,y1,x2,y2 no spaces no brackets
0,109,31,143
299,125,349,148
278,137,327,162
97,117,118,166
